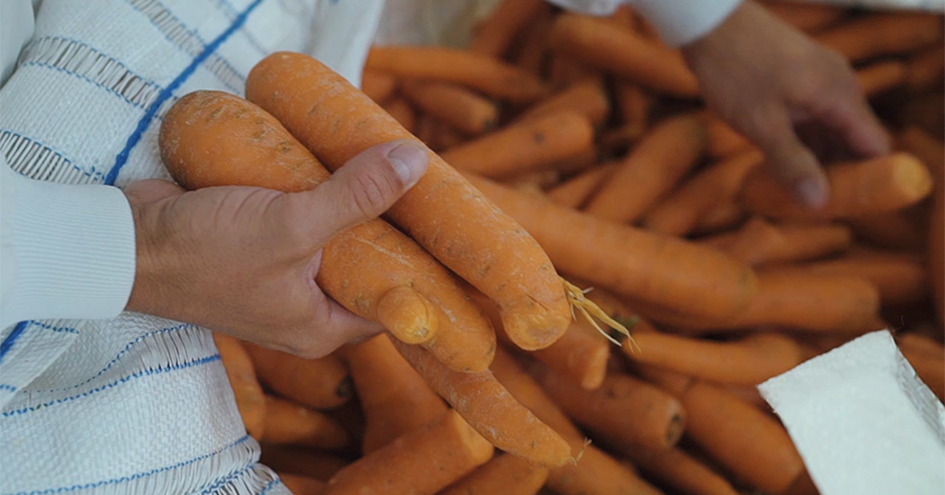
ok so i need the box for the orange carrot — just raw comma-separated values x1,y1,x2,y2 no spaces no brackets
504,169,561,190
465,174,758,320
546,163,617,209
742,153,933,220
513,9,553,75
693,201,748,235
899,331,945,360
856,60,908,96
706,116,753,158
530,365,687,452
598,125,647,156
643,150,763,236
213,333,266,440
245,344,352,410
761,0,846,33
848,209,927,251
799,248,928,306
400,80,498,135
381,96,416,133
469,0,547,58
816,13,943,63
341,334,447,454
261,445,348,481
906,44,945,91
554,144,600,176
624,447,740,495
608,5,637,30
439,453,549,495
902,346,945,401
441,111,595,179
585,114,708,223
614,82,651,136
365,46,547,103
549,14,699,96
280,474,327,495
706,217,853,266
262,395,349,450
546,445,664,495
548,54,598,90
623,331,814,385
516,79,611,128
160,90,496,371
325,410,494,495
248,52,571,352
361,70,397,103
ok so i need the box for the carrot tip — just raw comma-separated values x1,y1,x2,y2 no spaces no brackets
562,279,640,352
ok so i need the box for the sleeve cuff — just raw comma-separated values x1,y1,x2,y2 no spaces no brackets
634,0,743,47
4,172,135,325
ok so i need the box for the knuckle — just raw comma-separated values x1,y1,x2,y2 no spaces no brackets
350,170,398,218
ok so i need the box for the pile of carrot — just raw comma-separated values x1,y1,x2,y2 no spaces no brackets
161,1,944,494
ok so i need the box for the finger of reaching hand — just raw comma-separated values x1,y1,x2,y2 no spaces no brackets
752,106,831,208
818,79,892,159
292,294,385,359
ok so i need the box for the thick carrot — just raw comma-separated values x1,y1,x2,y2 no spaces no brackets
361,70,397,104
516,79,610,128
400,80,498,135
365,46,547,103
381,96,416,133
262,396,349,450
439,453,549,495
325,410,493,495
280,474,327,495
848,209,927,251
906,44,945,91
585,114,708,223
705,217,853,266
546,163,617,209
244,344,352,410
248,52,571,352
643,150,763,236
761,0,846,33
742,153,933,220
213,333,266,440
340,334,447,454
624,447,740,495
614,82,651,137
393,342,572,466
693,201,747,235
894,128,943,181
547,445,664,495
856,60,907,96
622,331,814,385
816,13,943,63
799,248,928,306
465,174,758,320
549,14,699,96
706,116,752,158
469,0,547,58
530,365,687,452
442,111,594,179
260,445,348,481
160,90,496,371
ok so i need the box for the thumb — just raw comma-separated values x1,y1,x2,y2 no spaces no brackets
753,109,830,208
123,179,186,204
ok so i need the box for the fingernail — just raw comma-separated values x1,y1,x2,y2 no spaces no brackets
795,177,828,208
387,142,429,188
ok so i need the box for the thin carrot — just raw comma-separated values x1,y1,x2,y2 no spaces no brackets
213,333,266,440
549,14,699,96
324,410,494,495
160,90,496,371
400,80,498,135
465,174,759,320
340,334,447,454
742,153,933,220
469,0,547,58
614,82,651,136
439,453,549,495
381,96,416,133
546,163,617,209
856,60,907,96
245,344,352,410
260,445,348,481
848,209,927,251
546,445,664,495
705,217,853,266
761,0,846,33
585,114,708,223
693,201,748,234
262,395,350,450
392,342,573,467
705,116,753,158
365,46,548,103
361,70,397,104
516,79,611,128
906,44,945,91
248,52,571,352
279,474,327,495
799,248,928,306
816,12,943,63
643,150,763,236
624,447,740,495
441,111,595,179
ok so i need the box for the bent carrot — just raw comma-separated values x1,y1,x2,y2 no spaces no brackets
624,447,740,495
705,217,853,266
547,445,664,495
248,52,571,352
442,111,594,179
365,46,547,103
361,70,397,103
585,114,708,223
546,163,617,209
643,150,763,236
214,333,266,440
381,97,416,133
262,396,349,450
245,344,352,410
706,116,753,158
848,210,927,251
400,80,498,135
325,410,493,495
393,342,573,467
465,174,758,320
906,44,945,91
742,153,933,220
261,445,348,481
439,454,549,495
549,14,699,96
279,474,326,495
816,13,943,63
160,90,496,371
469,0,547,58
340,334,447,454
761,0,846,33
799,249,928,306
516,79,611,128
856,60,907,96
